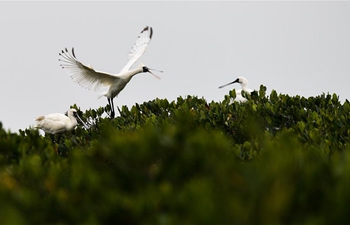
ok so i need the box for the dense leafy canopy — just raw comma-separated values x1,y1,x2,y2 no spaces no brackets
1,86,350,224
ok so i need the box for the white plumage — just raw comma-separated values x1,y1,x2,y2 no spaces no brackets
219,77,253,103
35,109,83,135
58,26,162,118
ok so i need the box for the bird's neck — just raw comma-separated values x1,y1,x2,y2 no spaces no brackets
68,115,76,121
67,117,78,129
241,83,249,92
123,67,143,78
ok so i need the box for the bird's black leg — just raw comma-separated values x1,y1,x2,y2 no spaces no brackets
108,98,115,119
111,98,115,118
49,134,59,155
57,134,62,144
50,134,56,144
107,98,111,117
56,134,63,156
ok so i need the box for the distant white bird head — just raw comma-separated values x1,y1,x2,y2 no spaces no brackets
235,77,248,86
66,109,90,129
138,63,163,80
218,77,249,89
66,108,77,117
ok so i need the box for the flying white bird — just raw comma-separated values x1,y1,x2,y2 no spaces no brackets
58,26,163,118
35,108,88,146
218,77,253,103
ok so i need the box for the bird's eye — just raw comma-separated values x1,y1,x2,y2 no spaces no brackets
143,66,149,72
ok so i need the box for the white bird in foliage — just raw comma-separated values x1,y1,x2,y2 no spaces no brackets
58,26,163,118
218,77,253,103
35,108,87,144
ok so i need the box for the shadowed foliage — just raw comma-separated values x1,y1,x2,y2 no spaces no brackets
1,86,350,224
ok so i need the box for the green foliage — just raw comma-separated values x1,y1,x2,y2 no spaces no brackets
1,88,350,224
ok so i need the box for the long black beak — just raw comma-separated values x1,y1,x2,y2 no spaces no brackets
148,68,163,80
75,113,90,129
218,78,239,89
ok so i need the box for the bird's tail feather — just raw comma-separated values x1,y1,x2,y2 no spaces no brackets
98,91,108,99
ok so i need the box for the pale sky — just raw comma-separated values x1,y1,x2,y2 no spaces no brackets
0,1,349,133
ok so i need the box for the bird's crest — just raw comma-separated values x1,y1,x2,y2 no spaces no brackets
36,116,45,122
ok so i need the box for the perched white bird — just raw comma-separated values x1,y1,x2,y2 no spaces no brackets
218,77,253,103
58,26,163,118
35,108,86,143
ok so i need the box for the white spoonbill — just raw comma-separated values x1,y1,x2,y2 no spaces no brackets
35,108,87,144
58,26,163,118
218,77,253,103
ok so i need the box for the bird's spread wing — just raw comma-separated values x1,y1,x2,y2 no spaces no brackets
59,48,120,91
120,26,153,73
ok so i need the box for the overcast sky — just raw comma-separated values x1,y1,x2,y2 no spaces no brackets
0,1,349,133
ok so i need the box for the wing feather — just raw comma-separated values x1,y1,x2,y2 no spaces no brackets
59,48,119,91
120,26,153,73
